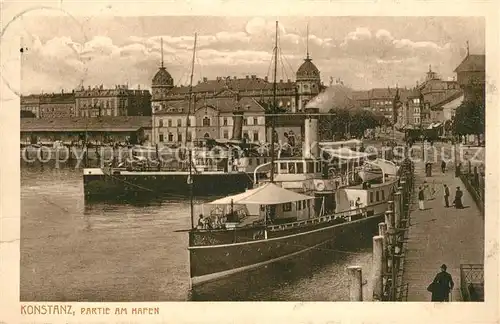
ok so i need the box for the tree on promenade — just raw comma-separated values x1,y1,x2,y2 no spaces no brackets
319,108,384,140
453,100,485,145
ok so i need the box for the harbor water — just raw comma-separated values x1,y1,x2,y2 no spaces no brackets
20,161,374,301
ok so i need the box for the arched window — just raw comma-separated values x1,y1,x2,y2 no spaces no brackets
203,116,210,127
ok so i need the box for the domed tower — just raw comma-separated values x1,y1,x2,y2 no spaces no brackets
296,25,321,112
151,38,174,101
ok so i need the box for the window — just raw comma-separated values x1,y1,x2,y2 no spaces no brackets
256,158,260,165
168,119,172,127
307,162,314,173
253,132,259,142
302,200,306,209
376,191,380,202
243,118,248,126
177,119,182,127
283,203,292,212
296,201,302,210
159,134,164,142
223,130,229,139
187,118,191,127
288,163,296,174
370,192,374,203
280,162,287,172
223,118,228,126
168,133,173,142
203,117,210,127
178,134,182,142
253,117,258,125
204,132,210,138
297,162,304,174
381,191,385,201
187,132,192,141
159,120,163,127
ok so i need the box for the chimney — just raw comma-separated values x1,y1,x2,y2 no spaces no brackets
303,107,320,159
231,108,244,141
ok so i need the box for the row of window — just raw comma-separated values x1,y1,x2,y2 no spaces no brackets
159,133,191,142
282,200,310,212
369,190,386,203
157,117,263,128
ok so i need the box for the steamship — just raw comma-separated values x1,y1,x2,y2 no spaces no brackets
82,111,272,201
187,108,400,287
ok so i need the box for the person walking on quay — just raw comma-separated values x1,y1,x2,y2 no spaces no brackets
441,160,446,173
443,184,450,208
418,186,425,210
453,186,464,209
427,264,454,302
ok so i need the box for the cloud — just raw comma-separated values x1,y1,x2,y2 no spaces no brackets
20,19,472,94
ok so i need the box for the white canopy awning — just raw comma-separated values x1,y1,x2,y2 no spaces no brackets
208,182,315,205
323,147,375,161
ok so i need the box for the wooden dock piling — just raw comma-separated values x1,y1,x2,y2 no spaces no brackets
347,266,363,301
372,235,384,301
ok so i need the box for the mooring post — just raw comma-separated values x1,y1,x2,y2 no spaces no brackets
394,191,402,229
378,222,388,276
347,266,363,301
372,235,384,301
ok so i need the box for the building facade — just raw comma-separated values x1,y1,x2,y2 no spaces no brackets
150,47,324,145
152,96,266,145
454,54,485,105
75,85,151,118
352,88,410,124
38,92,76,118
20,95,41,118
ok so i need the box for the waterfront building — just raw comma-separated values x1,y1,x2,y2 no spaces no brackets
454,53,485,106
39,91,76,119
352,88,410,124
150,37,324,145
20,116,152,145
75,84,151,118
20,94,41,118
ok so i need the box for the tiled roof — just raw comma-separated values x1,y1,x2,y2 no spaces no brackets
454,54,485,73
429,90,464,109
21,116,151,132
155,96,265,115
166,77,297,95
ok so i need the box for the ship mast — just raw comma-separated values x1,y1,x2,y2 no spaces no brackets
270,21,278,183
187,33,198,229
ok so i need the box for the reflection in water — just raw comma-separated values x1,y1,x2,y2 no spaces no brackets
20,162,372,301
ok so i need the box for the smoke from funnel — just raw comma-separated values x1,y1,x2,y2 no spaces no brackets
305,84,355,112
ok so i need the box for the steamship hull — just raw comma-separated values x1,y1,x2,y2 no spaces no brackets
188,212,384,287
83,168,255,201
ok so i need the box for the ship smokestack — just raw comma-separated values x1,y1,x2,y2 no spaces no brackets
231,110,244,141
303,107,319,159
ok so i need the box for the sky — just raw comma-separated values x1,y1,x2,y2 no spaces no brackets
11,16,485,94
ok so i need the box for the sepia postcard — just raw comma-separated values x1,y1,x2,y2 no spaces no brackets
1,1,499,323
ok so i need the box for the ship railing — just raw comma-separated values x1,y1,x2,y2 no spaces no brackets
266,200,389,232
267,206,368,232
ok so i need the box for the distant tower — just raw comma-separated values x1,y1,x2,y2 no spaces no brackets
296,23,321,112
151,38,174,101
426,64,438,81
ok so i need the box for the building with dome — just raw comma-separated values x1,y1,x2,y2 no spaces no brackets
151,40,325,146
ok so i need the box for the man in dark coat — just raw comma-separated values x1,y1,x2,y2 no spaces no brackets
441,160,446,173
418,186,425,210
429,264,454,301
454,186,464,209
443,184,450,208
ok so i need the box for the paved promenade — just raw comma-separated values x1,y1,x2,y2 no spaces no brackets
402,160,484,301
